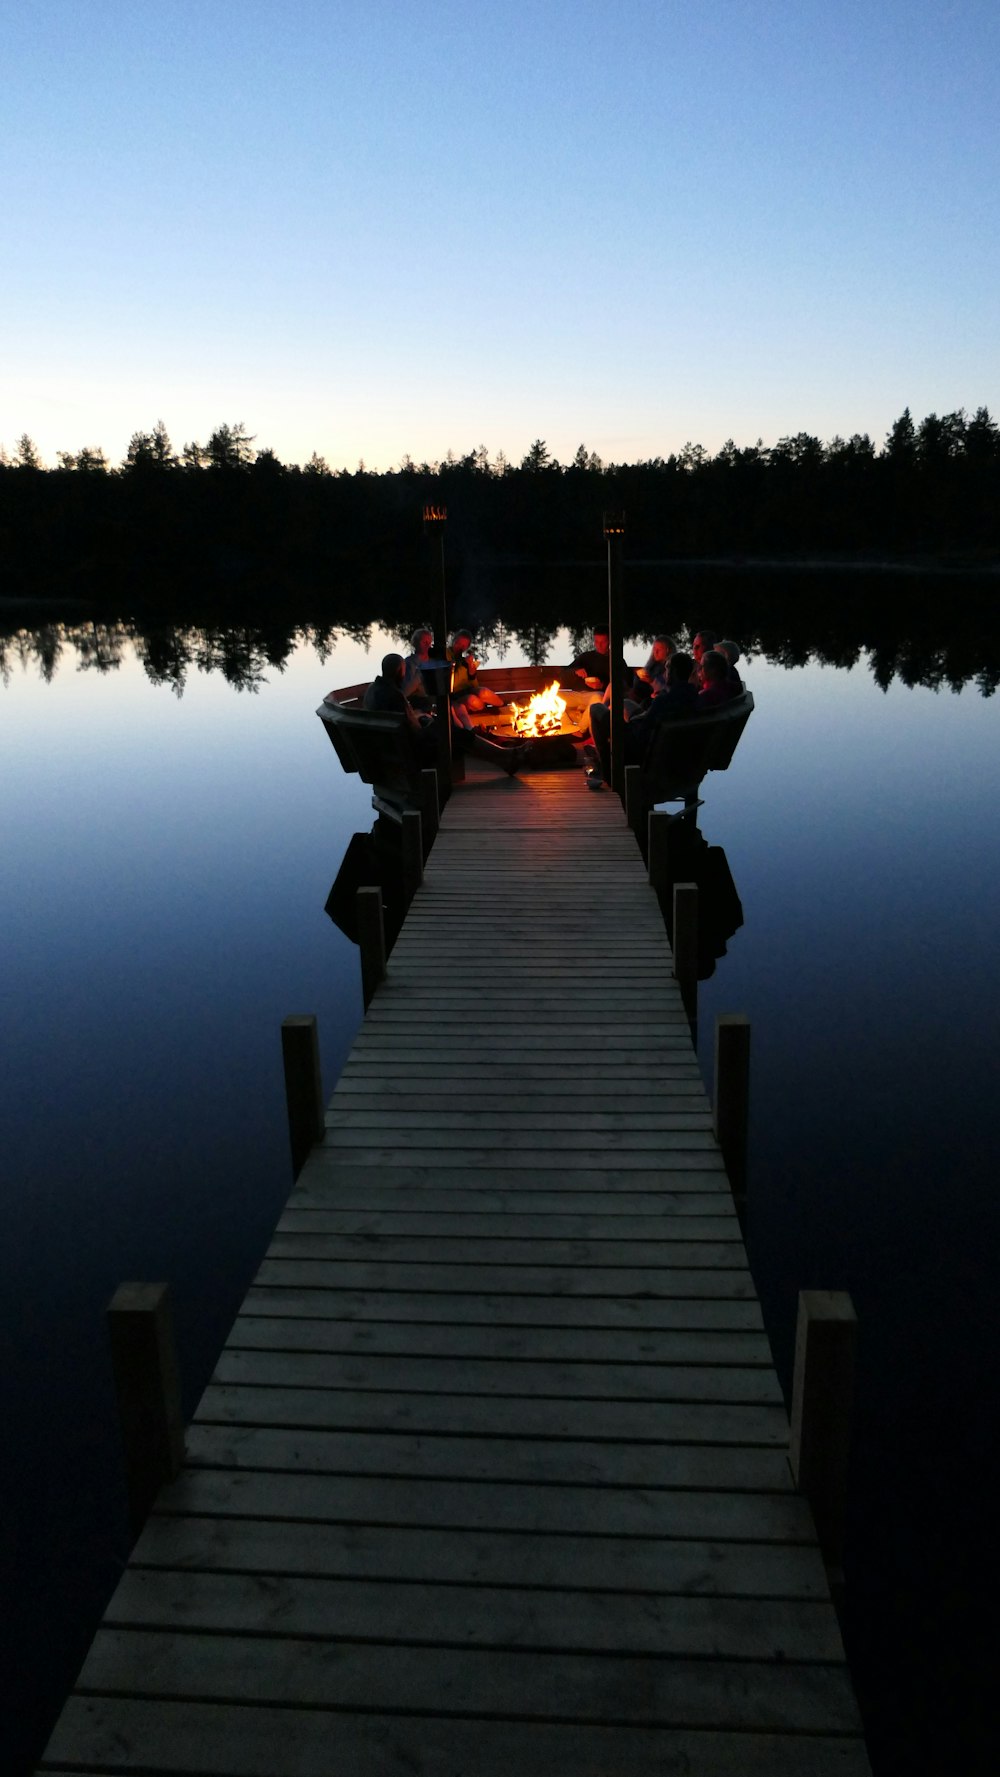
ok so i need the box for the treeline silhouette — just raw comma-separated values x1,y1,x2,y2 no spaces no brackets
1,408,998,604
3,567,997,700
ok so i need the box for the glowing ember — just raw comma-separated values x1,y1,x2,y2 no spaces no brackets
508,681,568,738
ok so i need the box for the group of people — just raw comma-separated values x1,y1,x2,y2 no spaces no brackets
576,625,744,786
361,620,745,785
363,625,531,775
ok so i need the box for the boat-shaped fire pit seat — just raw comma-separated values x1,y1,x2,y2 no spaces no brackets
638,689,755,811
317,696,424,820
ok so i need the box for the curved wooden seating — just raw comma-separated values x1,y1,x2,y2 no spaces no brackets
317,697,421,817
639,690,754,807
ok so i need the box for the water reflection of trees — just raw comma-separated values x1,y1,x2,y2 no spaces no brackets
1,575,998,697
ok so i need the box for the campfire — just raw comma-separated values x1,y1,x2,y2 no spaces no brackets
508,681,569,738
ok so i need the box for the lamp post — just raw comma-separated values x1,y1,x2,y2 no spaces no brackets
422,504,456,792
604,511,626,798
423,503,448,658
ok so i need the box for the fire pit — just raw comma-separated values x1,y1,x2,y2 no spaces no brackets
480,680,584,768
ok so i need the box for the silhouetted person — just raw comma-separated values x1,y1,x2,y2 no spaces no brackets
717,640,743,689
689,629,717,688
402,625,435,709
589,652,699,782
697,649,739,708
572,624,612,691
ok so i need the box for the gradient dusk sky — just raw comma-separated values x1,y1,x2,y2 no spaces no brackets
4,0,998,471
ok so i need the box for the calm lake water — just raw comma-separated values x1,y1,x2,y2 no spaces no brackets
3,601,998,1774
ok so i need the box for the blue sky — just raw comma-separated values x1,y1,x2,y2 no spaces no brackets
3,0,998,470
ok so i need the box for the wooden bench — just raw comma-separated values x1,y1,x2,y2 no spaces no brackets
317,698,423,819
638,691,755,810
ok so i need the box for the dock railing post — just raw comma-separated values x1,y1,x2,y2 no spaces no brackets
357,885,386,1009
624,765,643,846
401,809,424,906
672,880,698,1028
107,1281,184,1543
648,809,671,893
714,1013,750,1215
419,768,440,859
790,1289,857,1586
281,1013,324,1179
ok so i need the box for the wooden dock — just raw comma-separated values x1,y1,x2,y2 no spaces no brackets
40,763,871,1775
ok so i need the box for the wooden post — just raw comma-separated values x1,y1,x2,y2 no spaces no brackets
672,880,698,1026
107,1282,184,1543
790,1290,857,1579
648,809,672,892
419,767,440,857
605,517,626,799
281,1014,324,1179
714,1013,750,1208
401,809,423,905
356,884,386,1009
624,764,643,844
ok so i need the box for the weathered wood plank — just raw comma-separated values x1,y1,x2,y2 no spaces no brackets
106,1568,843,1660
194,1384,789,1445
73,1628,862,1732
239,1285,767,1329
182,1422,792,1488
225,1314,772,1364
280,1194,735,1222
264,1232,748,1265
275,1210,742,1239
38,1696,875,1776
142,1484,818,1551
253,1259,755,1295
210,1349,784,1405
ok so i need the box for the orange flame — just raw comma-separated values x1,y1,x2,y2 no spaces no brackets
509,681,567,738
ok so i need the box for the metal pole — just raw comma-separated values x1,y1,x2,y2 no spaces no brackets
604,514,626,799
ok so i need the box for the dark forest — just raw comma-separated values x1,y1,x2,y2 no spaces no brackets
2,407,998,611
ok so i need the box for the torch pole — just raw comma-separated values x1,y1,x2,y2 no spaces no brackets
423,505,455,793
605,515,626,800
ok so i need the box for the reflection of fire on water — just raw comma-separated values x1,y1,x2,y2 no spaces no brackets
508,681,568,738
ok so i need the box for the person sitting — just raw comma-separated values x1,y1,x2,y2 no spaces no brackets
689,628,717,688
571,624,613,692
402,625,435,709
697,649,740,708
588,652,699,782
364,652,438,765
717,640,743,691
447,629,502,712
629,635,675,709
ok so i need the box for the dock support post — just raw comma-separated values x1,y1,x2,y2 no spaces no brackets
401,810,424,905
648,809,671,892
624,766,643,844
672,881,698,1027
419,768,440,858
281,1014,324,1179
107,1282,184,1543
714,1013,750,1214
790,1290,857,1584
357,885,386,1009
